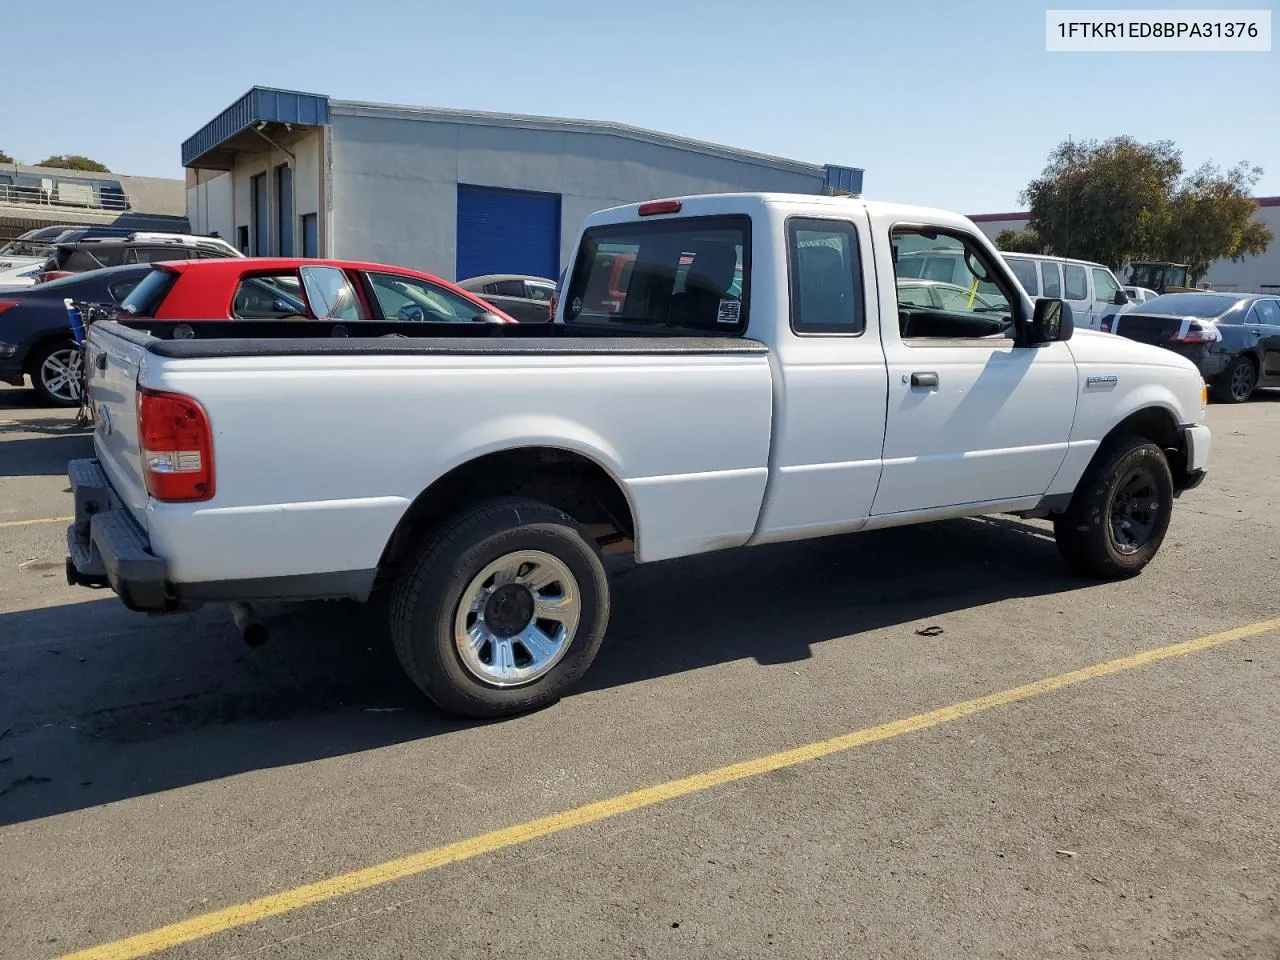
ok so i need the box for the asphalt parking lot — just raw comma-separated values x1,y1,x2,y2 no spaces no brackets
1,381,1277,960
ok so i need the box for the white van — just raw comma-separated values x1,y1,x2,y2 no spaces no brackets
999,253,1131,331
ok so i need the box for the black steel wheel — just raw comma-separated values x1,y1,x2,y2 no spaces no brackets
1053,435,1174,579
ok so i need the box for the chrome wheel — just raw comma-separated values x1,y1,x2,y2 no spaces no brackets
40,347,83,403
453,550,581,687
1108,466,1159,554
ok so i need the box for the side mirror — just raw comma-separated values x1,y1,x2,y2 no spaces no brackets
1028,298,1073,344
1112,289,1129,305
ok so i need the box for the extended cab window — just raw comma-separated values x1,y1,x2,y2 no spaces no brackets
891,228,1015,341
564,215,748,334
787,218,864,335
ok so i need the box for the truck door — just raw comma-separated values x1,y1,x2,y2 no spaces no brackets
868,221,1077,516
750,214,889,544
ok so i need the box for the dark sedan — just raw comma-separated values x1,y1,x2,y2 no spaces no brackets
0,264,151,405
1105,292,1280,402
456,274,556,323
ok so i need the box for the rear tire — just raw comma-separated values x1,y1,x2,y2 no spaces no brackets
28,338,83,407
1053,435,1174,580
389,497,610,718
1212,355,1257,403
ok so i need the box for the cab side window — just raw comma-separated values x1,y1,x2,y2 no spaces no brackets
891,229,1014,342
787,218,864,335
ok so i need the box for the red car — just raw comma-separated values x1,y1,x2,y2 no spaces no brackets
117,258,518,324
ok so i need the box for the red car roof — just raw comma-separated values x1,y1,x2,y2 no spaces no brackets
153,257,516,322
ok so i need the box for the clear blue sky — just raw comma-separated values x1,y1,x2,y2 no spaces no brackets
2,0,1275,213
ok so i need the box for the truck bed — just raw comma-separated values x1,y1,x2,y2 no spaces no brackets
81,319,776,598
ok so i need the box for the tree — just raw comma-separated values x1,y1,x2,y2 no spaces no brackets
1160,161,1274,283
0,147,13,164
1017,136,1271,279
35,154,110,172
994,227,1044,253
1021,136,1181,268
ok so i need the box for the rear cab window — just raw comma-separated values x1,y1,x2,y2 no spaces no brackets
563,215,749,334
119,268,179,317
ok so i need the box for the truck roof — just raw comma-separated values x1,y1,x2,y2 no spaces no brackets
581,192,979,231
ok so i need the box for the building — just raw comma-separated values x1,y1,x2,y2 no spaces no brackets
182,86,864,282
0,163,188,242
970,199,1280,294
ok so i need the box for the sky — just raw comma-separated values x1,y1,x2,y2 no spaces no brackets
1,0,1276,214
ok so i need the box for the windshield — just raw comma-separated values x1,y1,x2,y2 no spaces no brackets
1132,293,1243,318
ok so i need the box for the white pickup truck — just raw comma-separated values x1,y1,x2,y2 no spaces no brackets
65,192,1212,717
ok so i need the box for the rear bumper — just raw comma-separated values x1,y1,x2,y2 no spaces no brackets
65,457,174,612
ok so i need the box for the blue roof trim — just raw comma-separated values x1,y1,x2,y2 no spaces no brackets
824,164,864,195
182,87,330,167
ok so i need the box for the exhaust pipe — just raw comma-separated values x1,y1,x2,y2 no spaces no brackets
230,602,269,647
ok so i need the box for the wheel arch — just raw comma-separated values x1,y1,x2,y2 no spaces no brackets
376,444,639,582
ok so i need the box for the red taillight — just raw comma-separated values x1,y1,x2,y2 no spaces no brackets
638,199,682,216
0,300,18,315
548,290,558,321
37,270,73,284
1170,321,1220,345
137,388,215,502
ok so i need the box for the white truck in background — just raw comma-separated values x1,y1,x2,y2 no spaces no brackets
66,192,1212,717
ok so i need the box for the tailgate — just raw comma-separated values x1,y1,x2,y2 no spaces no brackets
1109,313,1184,346
84,322,151,527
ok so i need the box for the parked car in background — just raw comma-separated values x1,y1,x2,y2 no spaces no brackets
1105,292,1280,403
0,264,152,405
0,261,45,291
37,232,242,283
0,225,157,278
456,274,557,323
896,278,1007,313
1124,285,1160,305
117,258,518,324
998,252,1131,330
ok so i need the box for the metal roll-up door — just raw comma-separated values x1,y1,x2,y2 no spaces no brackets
456,185,561,282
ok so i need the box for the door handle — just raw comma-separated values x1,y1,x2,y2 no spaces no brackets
910,371,939,388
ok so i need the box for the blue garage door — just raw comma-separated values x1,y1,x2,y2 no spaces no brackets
456,185,561,282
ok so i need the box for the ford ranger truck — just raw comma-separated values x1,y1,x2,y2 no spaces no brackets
66,192,1212,718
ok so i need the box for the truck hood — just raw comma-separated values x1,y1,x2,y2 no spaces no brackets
1066,327,1200,374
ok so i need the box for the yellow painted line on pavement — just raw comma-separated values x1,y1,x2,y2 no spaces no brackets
59,617,1280,960
0,515,73,529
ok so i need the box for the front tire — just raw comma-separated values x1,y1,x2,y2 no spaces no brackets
1213,355,1257,403
389,497,610,718
1053,435,1174,579
29,339,83,407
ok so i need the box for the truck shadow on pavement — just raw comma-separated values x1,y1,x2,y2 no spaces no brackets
0,417,93,477
0,515,1086,825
